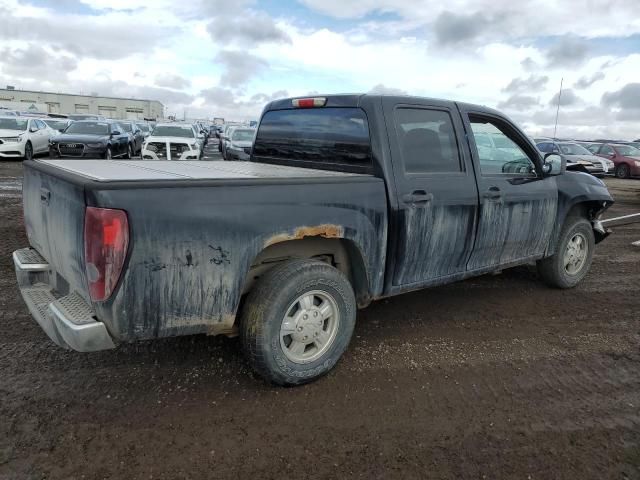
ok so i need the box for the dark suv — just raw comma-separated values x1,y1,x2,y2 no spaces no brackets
49,120,132,159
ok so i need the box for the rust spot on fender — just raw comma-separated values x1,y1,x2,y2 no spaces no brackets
264,224,344,248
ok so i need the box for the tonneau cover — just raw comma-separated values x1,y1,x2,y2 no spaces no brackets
36,160,366,182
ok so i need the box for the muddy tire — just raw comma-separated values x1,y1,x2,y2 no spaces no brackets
240,259,356,386
537,216,595,289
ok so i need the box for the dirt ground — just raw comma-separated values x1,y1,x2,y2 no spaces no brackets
1,154,639,480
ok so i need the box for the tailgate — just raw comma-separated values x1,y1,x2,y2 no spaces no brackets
23,162,88,297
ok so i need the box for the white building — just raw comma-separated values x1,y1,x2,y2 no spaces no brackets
0,87,164,120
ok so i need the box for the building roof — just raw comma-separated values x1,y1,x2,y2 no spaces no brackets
0,88,164,106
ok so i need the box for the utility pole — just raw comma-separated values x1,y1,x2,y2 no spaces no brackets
553,77,563,139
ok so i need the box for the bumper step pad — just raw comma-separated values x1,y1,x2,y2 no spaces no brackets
13,248,49,271
14,248,116,352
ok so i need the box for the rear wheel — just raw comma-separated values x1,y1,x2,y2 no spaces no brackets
24,142,33,161
615,164,630,179
537,216,595,289
240,259,356,386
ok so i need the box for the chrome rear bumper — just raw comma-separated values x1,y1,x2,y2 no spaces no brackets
13,248,116,352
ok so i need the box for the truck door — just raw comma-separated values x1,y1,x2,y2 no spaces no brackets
458,107,558,270
382,98,479,286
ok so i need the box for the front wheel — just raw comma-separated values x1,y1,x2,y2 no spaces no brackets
24,142,33,161
240,259,356,386
537,217,595,289
105,147,112,160
125,144,133,159
615,164,630,179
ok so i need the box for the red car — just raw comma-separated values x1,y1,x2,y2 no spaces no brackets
594,143,640,179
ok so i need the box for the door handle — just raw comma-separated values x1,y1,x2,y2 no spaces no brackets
402,191,434,205
483,187,502,200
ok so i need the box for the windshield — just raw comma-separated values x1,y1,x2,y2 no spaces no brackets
65,122,110,135
121,123,133,132
151,125,195,138
44,120,69,130
559,143,591,155
138,124,150,132
615,145,640,156
232,129,255,142
0,118,28,131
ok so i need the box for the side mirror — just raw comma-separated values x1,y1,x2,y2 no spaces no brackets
30,127,38,132
111,131,121,136
58,128,65,133
543,153,566,176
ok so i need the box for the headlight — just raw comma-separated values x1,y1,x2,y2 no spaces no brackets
86,142,105,148
635,161,640,167
3,137,21,143
146,144,157,152
190,142,197,149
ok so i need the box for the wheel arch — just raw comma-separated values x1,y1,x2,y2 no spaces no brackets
240,236,372,310
547,199,609,255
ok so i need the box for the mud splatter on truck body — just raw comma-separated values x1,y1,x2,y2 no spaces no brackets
16,94,614,355
22,160,388,342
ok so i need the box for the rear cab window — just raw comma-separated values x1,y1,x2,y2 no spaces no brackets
252,107,372,173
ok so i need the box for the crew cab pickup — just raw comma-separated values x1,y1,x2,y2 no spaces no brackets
14,94,613,386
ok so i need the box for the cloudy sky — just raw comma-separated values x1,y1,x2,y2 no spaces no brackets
1,0,639,139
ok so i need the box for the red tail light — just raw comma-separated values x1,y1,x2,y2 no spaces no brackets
84,207,129,302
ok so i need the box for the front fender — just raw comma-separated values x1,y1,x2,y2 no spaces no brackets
546,172,614,255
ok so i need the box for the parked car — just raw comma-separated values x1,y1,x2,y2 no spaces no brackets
536,140,610,176
220,126,236,159
136,122,152,139
218,123,239,153
68,114,105,121
49,120,132,159
141,123,202,160
41,118,74,133
592,143,640,179
192,124,207,150
13,94,613,386
119,121,144,156
0,116,52,160
223,127,256,160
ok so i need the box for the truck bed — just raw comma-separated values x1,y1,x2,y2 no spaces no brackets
36,160,366,182
21,159,388,345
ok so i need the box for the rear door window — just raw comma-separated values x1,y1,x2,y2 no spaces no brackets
394,108,462,174
252,108,371,173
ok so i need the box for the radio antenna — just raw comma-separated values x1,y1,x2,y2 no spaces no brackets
553,77,563,139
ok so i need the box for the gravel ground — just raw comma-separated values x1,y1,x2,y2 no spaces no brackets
0,149,639,479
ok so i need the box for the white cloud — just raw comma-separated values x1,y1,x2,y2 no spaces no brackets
0,0,638,137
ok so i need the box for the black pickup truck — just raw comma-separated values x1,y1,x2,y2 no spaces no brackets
14,94,613,385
